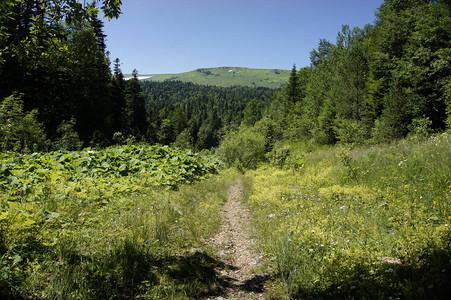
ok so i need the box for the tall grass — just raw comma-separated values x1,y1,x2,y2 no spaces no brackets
1,168,240,299
245,133,451,298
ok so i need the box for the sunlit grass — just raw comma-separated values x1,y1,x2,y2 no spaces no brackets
245,133,451,298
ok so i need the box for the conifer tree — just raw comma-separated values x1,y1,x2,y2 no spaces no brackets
111,58,126,134
287,64,300,105
123,69,148,139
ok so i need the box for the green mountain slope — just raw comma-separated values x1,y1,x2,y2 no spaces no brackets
127,67,290,88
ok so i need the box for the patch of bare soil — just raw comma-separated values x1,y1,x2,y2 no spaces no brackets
207,180,269,300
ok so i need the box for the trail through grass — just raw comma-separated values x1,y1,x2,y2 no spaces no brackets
1,135,450,299
206,179,269,300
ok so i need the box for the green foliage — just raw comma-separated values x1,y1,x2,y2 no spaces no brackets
142,80,274,150
0,2,122,147
445,81,451,131
254,117,283,152
54,118,83,151
335,118,368,145
0,0,121,69
407,116,433,140
0,145,220,201
246,134,451,298
370,0,450,131
0,144,222,298
112,132,125,145
286,64,301,106
217,126,266,171
267,144,291,168
250,1,449,148
242,98,262,126
0,94,46,153
123,70,148,140
173,129,194,150
157,118,174,145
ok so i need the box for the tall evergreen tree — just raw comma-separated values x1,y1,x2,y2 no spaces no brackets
111,58,126,134
286,64,301,106
123,69,148,139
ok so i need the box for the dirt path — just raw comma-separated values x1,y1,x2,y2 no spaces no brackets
207,180,269,300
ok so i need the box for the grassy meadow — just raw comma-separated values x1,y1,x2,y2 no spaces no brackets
244,133,451,298
133,67,291,88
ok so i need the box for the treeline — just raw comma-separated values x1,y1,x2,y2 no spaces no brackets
219,0,451,168
141,81,273,149
0,1,273,153
2,0,449,156
0,0,124,152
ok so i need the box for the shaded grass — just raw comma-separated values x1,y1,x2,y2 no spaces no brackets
0,168,241,299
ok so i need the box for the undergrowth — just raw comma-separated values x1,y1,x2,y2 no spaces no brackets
0,146,235,299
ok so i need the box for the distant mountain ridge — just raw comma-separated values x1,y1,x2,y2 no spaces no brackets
124,66,290,88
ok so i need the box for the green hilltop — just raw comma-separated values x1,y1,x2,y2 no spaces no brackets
127,67,290,88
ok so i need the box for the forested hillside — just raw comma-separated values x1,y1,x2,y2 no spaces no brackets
141,81,273,149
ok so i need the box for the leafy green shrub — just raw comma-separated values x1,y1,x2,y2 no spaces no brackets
0,145,224,298
0,94,47,153
112,132,125,144
54,118,83,151
335,118,368,145
407,116,433,140
242,98,262,126
267,144,291,167
173,129,194,149
217,126,266,171
446,82,451,131
254,117,282,152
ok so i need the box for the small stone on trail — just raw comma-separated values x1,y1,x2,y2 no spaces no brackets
189,248,203,254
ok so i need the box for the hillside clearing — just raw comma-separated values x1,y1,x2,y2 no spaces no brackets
131,66,290,88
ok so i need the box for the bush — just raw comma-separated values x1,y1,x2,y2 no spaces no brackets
335,118,368,145
407,116,432,140
54,118,83,151
0,94,47,153
172,129,194,150
112,132,125,144
267,144,291,167
217,126,266,171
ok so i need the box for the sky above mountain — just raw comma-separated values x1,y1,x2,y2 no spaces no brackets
103,0,384,74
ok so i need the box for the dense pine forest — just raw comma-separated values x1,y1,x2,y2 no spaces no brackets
1,0,451,299
141,81,273,149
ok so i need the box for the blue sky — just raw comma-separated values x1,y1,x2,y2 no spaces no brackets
102,0,384,74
